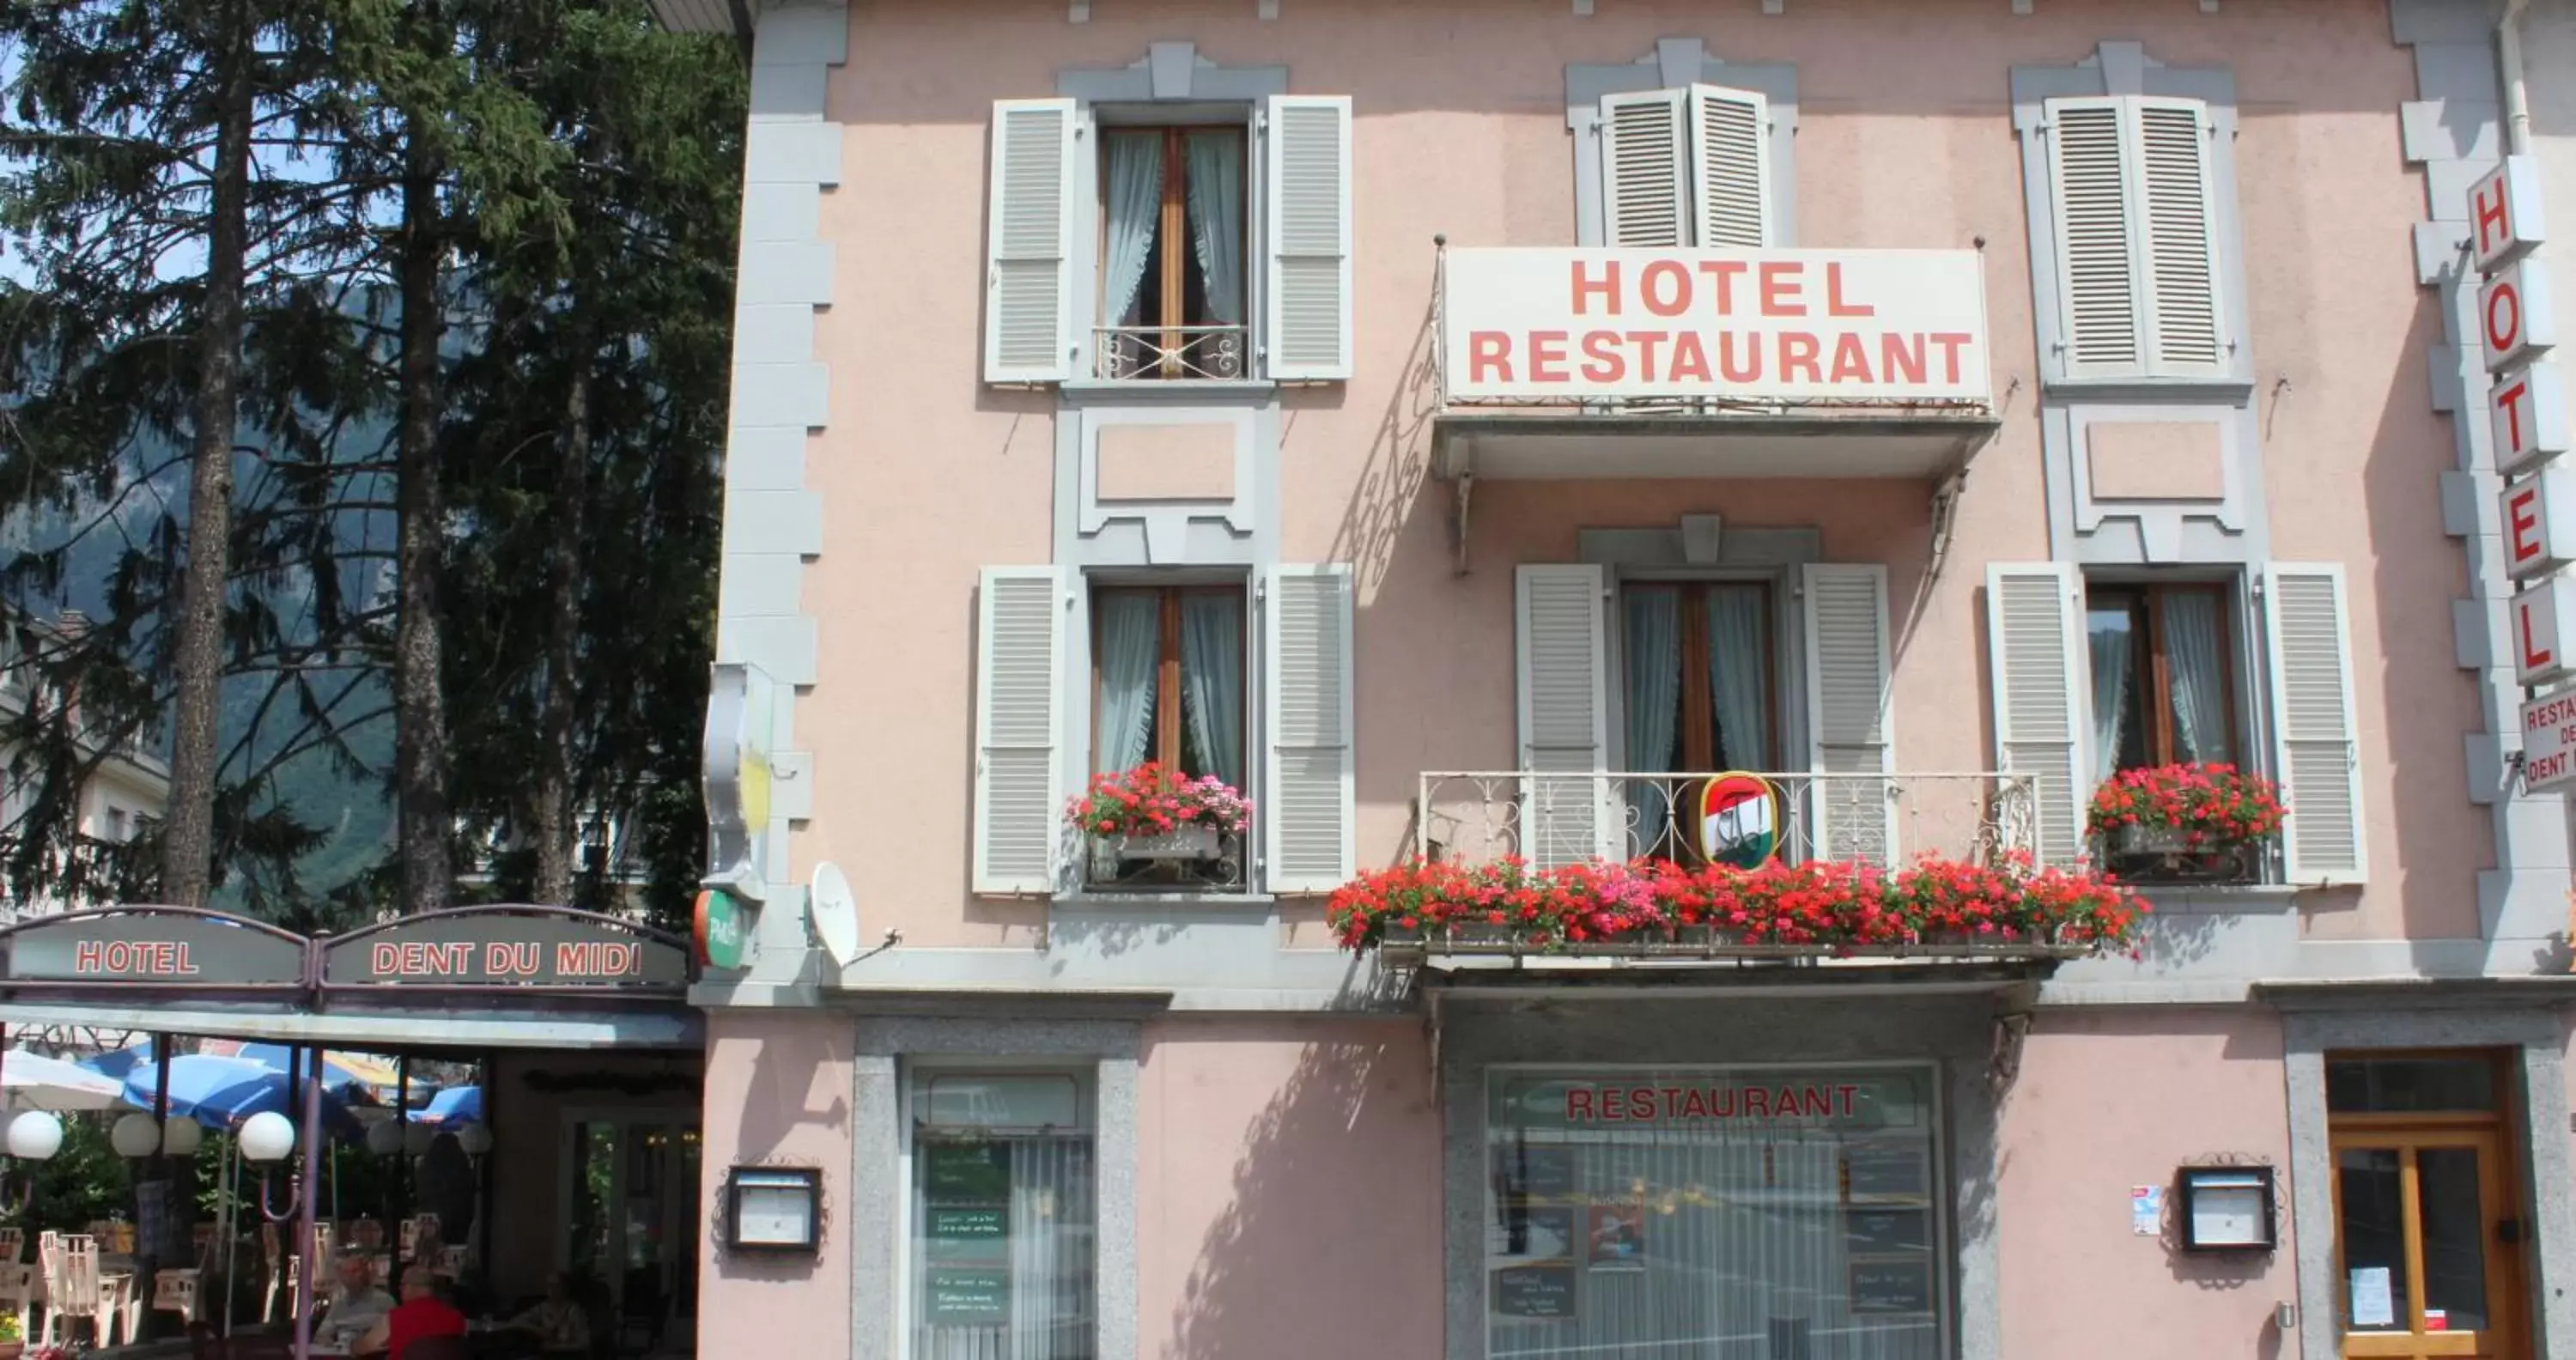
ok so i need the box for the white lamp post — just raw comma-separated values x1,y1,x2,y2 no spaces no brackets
238,1111,303,1223
5,1110,64,1163
111,1112,164,1160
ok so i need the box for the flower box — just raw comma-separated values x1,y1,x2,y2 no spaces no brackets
1105,826,1221,860
2103,824,2260,886
2087,763,2283,889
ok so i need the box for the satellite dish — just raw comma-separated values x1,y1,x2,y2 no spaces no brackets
810,861,862,968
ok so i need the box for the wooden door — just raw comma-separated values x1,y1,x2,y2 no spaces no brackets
2330,1124,2525,1359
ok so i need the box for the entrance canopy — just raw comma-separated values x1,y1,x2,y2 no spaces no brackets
0,903,702,1052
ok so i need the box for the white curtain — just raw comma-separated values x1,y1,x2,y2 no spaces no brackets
1184,132,1245,325
2162,592,2229,762
911,1137,1097,1360
1624,592,1682,858
1705,589,1771,771
2087,616,2132,778
1101,134,1164,327
1095,593,1158,773
1177,593,1245,791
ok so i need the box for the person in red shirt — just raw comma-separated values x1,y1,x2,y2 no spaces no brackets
354,1264,468,1359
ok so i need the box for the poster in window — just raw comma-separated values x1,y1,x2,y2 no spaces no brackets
923,1140,1012,1202
1842,1205,1930,1254
924,1267,1012,1323
1492,1265,1577,1321
1842,1141,1926,1200
1511,1143,1577,1199
926,1205,1010,1264
1492,1205,1576,1265
1848,1258,1935,1314
1585,1203,1646,1270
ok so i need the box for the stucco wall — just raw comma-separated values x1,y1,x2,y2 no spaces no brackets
771,0,2476,953
1137,1016,1442,1359
1999,1007,2295,1358
693,1012,855,1357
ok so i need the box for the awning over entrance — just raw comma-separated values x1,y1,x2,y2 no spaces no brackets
1431,245,2001,482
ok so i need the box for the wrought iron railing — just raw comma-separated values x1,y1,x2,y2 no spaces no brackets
1413,770,2038,871
1093,324,1248,380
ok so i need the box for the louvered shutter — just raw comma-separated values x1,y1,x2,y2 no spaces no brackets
1600,90,1689,248
2264,563,2366,883
1984,564,2087,867
1516,565,1614,866
2133,98,2224,373
2045,97,2142,378
972,567,1065,894
1686,84,1771,248
984,100,1077,384
1264,95,1353,381
1802,564,1895,865
1265,564,1355,893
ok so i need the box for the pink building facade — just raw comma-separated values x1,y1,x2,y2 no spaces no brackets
656,1,2576,1357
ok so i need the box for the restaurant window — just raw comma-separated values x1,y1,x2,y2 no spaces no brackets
909,1069,1097,1360
1486,1066,1942,1360
2326,1051,2529,1358
2084,581,2237,774
1097,124,1248,379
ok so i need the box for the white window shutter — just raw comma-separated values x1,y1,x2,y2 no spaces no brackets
972,567,1066,894
2264,563,2366,884
1802,563,1895,865
984,99,1077,385
1264,564,1356,894
1263,94,1352,381
1984,563,2088,867
2133,97,2225,373
1599,89,1689,248
2044,97,2143,378
1686,84,1771,248
1516,564,1615,867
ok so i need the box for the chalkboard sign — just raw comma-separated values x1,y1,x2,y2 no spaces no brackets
925,1266,1012,1322
1492,1265,1577,1321
926,1206,1008,1263
1849,1258,1935,1314
1514,1144,1577,1198
923,1141,1012,1201
1843,1205,1930,1254
1843,1141,1926,1199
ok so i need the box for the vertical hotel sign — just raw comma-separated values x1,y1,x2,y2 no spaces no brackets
702,661,780,904
2484,156,2576,792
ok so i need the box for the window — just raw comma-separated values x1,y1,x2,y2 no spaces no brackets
2083,582,2237,773
1486,1066,1942,1360
105,807,131,843
1599,85,1772,248
1620,582,1776,773
2042,95,2226,380
1090,585,1246,786
909,1069,1096,1359
1096,124,1248,380
2325,1052,2528,1357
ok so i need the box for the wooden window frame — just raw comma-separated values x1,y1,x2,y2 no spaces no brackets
1622,580,1778,772
1095,123,1249,375
2087,580,2238,770
1088,583,1247,780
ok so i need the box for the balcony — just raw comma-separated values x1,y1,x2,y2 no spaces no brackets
1429,245,2001,482
1094,324,1249,381
1416,770,2035,872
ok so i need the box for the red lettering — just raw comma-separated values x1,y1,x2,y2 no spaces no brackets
2523,591,2556,672
1780,332,1823,384
1829,332,1873,384
1776,1086,1801,1117
1640,261,1690,317
1880,334,1926,386
1528,331,1571,382
1697,259,1748,316
1838,1084,1861,1117
2489,279,2524,355
1709,1086,1736,1118
1680,1088,1710,1120
1580,331,1625,382
1625,331,1666,384
1566,1086,1595,1122
1759,262,1805,317
2498,375,2534,453
76,941,101,973
1572,260,1619,316
2509,485,2543,568
1468,332,1513,384
2476,176,2512,259
1631,1086,1656,1119
1745,1087,1771,1118
372,942,400,975
1930,332,1973,385
1825,263,1874,317
1801,1085,1831,1118
1668,331,1712,383
1718,332,1760,383
1598,1087,1626,1121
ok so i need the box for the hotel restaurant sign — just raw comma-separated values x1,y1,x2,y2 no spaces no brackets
0,905,690,993
1439,247,1992,404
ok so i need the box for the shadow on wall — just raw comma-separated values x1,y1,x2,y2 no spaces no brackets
1320,282,1441,596
1163,1037,1437,1360
713,1032,853,1282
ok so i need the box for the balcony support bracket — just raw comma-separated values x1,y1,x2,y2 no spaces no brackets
1448,468,1475,577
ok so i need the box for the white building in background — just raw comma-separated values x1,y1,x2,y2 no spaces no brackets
0,610,170,921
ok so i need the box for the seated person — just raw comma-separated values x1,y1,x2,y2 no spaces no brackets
317,1254,395,1348
354,1265,467,1360
501,1272,592,1357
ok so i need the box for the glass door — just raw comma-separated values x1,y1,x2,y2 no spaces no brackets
564,1114,702,1345
2328,1052,2529,1360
